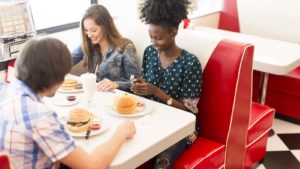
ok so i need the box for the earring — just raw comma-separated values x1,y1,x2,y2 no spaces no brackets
172,36,175,39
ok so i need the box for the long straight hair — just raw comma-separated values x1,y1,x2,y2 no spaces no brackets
81,4,129,69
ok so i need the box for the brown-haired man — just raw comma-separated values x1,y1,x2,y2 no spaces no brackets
0,38,136,169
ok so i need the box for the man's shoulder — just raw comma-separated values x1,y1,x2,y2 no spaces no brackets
26,98,52,115
2,88,51,116
0,83,11,104
0,82,8,92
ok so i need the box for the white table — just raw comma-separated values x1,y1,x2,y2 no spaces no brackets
194,26,300,103
44,90,196,169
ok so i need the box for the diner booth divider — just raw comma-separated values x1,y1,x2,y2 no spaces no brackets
174,40,253,169
219,0,300,121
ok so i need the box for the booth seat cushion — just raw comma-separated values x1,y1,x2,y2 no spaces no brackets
267,66,300,97
247,103,275,144
265,66,300,120
0,151,11,169
252,70,300,120
173,137,225,169
245,131,270,168
266,90,300,120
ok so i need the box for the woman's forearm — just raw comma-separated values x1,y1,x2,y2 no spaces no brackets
152,87,188,111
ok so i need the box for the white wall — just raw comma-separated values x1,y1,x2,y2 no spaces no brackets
99,0,139,19
189,0,222,19
237,0,300,43
189,12,220,29
187,0,222,29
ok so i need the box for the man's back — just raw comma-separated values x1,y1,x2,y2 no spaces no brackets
0,79,75,169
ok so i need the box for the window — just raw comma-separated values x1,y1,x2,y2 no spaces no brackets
29,0,91,33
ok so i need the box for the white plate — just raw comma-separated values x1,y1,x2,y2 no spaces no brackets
50,95,80,106
105,99,154,117
58,88,83,93
67,116,109,137
58,75,83,93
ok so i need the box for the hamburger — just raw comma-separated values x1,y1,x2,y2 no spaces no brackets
115,94,137,114
66,108,94,132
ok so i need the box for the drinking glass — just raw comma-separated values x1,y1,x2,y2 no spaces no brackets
81,73,96,106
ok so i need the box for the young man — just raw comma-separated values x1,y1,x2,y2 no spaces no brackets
0,38,136,169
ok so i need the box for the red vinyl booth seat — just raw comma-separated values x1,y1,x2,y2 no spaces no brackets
174,39,254,169
266,67,300,120
253,68,300,121
247,103,275,144
245,103,275,168
0,151,11,169
176,137,225,169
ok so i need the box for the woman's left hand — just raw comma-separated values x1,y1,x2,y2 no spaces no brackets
97,78,119,91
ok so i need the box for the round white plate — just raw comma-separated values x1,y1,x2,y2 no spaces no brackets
67,116,109,137
51,95,80,106
58,88,83,93
105,99,154,117
58,76,83,93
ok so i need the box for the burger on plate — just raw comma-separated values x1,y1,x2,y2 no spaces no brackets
66,108,94,132
115,94,137,114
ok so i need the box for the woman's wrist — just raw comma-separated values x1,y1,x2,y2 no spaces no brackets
150,84,158,95
114,82,120,89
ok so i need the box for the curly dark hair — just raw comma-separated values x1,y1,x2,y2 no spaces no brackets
139,0,190,28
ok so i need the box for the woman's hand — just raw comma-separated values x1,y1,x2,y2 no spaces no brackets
131,77,157,96
97,78,119,91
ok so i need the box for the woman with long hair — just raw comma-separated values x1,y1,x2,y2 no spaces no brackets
72,4,139,92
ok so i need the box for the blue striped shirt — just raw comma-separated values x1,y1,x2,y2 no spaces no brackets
0,79,76,169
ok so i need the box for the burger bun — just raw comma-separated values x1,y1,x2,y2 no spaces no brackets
115,94,137,114
66,108,94,133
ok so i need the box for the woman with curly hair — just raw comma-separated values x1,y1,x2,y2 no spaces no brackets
131,0,202,168
72,4,139,92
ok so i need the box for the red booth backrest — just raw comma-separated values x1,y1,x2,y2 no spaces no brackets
219,0,240,32
198,39,254,168
0,151,11,169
